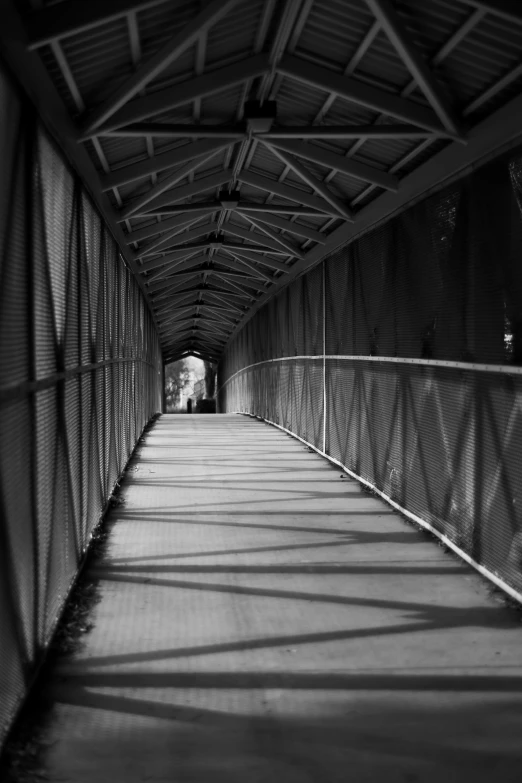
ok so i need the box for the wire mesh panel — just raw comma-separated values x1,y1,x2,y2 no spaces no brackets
219,147,522,600
0,67,162,748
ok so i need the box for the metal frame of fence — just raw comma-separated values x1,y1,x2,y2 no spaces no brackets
0,65,162,748
218,148,522,606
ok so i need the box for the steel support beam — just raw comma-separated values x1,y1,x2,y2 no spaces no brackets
227,88,522,343
223,222,303,258
24,0,169,49
237,209,326,243
199,282,252,302
364,0,462,137
151,277,206,301
134,223,212,258
202,289,251,305
261,124,439,139
156,308,196,328
207,273,261,296
277,55,452,136
0,0,159,330
119,148,228,219
198,307,238,326
224,247,291,273
265,138,399,191
264,145,354,220
146,257,202,283
216,253,273,282
215,270,267,284
138,248,203,273
102,123,247,139
80,0,241,134
141,201,223,215
128,171,233,217
143,202,327,216
234,203,326,216
218,241,284,254
134,219,210,258
196,323,233,339
239,214,306,257
453,0,522,25
101,138,234,190
147,271,201,294
84,54,270,137
153,292,197,313
137,223,219,258
146,255,208,282
125,212,209,244
157,304,197,323
237,170,340,217
204,291,247,314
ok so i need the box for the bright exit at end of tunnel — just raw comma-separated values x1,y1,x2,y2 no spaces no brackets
165,356,217,413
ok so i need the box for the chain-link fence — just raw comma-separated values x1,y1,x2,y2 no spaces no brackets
0,66,162,748
219,149,522,601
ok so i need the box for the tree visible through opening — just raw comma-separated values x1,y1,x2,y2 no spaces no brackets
165,356,217,412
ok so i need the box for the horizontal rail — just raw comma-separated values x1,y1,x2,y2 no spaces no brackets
0,357,157,406
218,353,522,391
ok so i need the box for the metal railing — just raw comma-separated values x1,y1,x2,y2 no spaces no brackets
0,67,162,748
219,150,522,605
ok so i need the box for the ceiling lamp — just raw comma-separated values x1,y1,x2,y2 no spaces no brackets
210,237,225,250
244,100,277,133
219,189,240,208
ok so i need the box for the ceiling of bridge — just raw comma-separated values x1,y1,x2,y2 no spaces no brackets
6,0,522,362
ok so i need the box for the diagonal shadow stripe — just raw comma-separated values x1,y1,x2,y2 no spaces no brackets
52,670,522,693
46,683,522,768
88,569,515,629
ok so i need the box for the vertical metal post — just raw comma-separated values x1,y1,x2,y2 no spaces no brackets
322,260,326,454
27,112,40,650
161,361,166,413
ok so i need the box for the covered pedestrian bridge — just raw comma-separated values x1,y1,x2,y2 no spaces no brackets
2,0,522,779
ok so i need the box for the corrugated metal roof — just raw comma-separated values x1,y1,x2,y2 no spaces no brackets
61,21,133,103
246,141,287,179
205,0,266,65
276,75,332,123
295,0,374,70
357,28,413,89
11,0,522,360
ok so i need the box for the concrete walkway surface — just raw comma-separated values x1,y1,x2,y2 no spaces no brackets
42,414,522,782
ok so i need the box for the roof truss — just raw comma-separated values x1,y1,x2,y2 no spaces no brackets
4,0,522,359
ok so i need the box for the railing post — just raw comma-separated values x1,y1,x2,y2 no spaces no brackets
161,361,166,413
322,260,326,454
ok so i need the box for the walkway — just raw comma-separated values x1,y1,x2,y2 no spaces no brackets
44,415,522,782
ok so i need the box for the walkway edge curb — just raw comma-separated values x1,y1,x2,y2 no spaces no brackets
239,412,522,607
